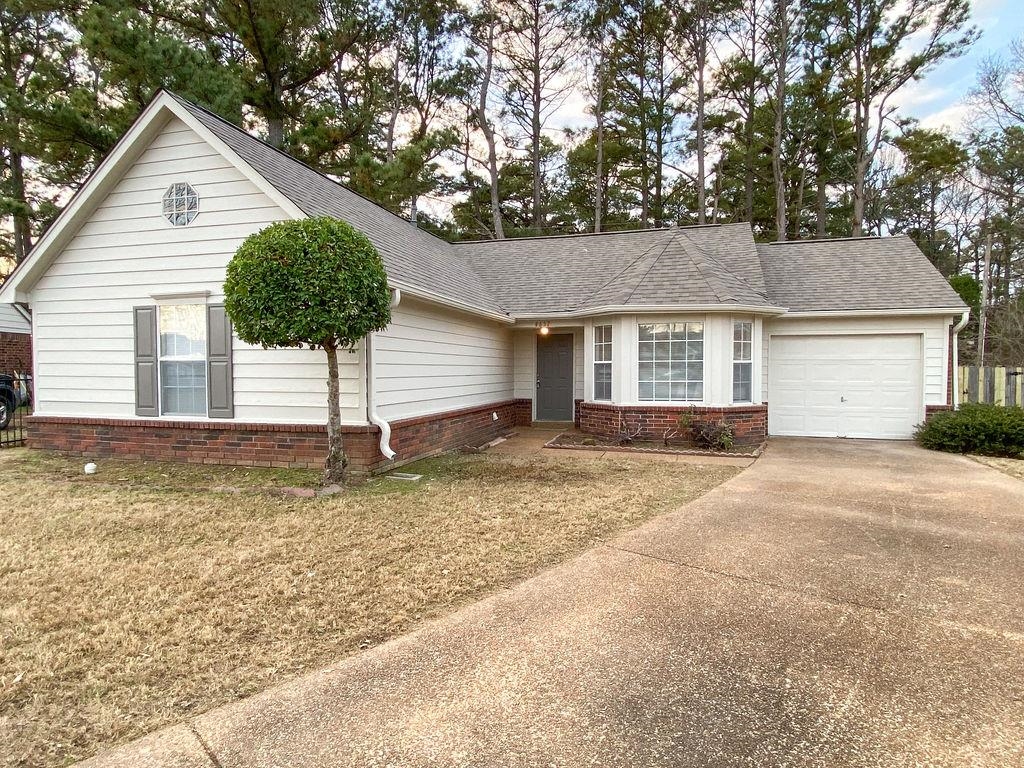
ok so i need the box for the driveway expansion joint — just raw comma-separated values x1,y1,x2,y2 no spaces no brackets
187,723,223,768
605,543,890,614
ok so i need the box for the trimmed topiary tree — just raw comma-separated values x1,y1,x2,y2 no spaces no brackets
224,217,392,483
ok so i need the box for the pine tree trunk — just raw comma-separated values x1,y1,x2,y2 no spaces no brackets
594,70,605,234
9,148,33,263
695,41,706,225
478,7,505,239
324,343,348,484
531,2,543,234
771,0,787,242
815,173,827,237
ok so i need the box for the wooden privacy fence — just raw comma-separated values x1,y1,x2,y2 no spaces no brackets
959,365,1024,406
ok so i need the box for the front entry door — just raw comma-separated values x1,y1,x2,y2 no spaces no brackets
536,333,574,420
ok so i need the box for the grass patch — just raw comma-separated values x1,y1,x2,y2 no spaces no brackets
970,454,1024,482
0,448,738,767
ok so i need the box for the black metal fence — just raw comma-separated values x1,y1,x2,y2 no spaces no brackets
0,373,32,448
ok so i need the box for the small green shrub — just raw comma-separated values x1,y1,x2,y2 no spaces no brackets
915,403,1024,458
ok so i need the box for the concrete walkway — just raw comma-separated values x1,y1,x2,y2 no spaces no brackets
490,426,756,466
81,439,1024,767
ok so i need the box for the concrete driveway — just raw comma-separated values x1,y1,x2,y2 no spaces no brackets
82,439,1024,768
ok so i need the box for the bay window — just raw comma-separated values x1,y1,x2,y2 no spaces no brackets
638,322,703,402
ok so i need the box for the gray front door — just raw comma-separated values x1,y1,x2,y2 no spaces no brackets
536,333,574,420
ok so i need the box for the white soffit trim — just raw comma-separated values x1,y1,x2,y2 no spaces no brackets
389,280,514,324
777,307,967,319
0,91,305,305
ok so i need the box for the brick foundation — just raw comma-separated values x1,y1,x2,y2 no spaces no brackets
925,404,954,420
0,332,31,374
577,401,768,446
27,399,527,475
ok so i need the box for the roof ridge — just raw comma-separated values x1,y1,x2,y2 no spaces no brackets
452,223,725,245
679,231,769,302
672,234,728,303
574,231,674,309
620,234,679,304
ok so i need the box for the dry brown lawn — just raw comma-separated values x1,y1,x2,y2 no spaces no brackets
971,454,1024,482
0,448,738,767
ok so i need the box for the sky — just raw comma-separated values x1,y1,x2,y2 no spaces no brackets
892,0,1022,134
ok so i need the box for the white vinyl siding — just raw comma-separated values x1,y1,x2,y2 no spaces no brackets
29,115,364,424
374,298,514,421
763,315,952,406
0,304,30,334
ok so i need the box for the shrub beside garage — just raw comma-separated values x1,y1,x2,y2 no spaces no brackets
915,403,1024,458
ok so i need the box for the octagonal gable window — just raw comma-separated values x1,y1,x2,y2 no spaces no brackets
163,182,199,226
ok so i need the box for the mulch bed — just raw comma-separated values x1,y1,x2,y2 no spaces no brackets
545,431,764,458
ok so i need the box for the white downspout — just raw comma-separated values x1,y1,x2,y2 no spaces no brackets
366,289,401,460
951,310,969,409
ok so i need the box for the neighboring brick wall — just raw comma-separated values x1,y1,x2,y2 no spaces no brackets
578,401,768,446
0,332,31,374
574,399,583,428
27,399,521,475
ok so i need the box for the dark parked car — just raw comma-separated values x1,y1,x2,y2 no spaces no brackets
0,373,31,430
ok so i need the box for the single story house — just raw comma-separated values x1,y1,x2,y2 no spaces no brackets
0,91,969,473
0,302,32,374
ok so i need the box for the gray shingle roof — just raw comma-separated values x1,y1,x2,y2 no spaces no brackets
757,236,967,312
455,224,770,314
170,93,965,319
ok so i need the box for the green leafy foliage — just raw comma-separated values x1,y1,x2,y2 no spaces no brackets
949,274,981,316
915,404,1024,458
224,217,391,350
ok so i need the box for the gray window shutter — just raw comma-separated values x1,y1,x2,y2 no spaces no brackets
134,306,159,417
206,304,234,418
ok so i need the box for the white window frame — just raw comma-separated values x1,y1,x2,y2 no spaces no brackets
732,320,753,403
637,321,704,403
157,303,208,417
593,324,613,401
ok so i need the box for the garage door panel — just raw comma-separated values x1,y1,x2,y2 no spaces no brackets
769,334,922,439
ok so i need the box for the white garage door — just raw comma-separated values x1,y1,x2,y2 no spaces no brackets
769,334,923,439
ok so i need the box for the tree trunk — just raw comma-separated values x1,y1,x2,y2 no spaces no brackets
771,0,787,242
815,172,827,237
594,69,605,233
9,148,33,263
531,3,543,234
695,40,706,225
324,343,348,484
478,8,505,239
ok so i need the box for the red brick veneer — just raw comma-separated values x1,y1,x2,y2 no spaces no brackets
578,401,768,446
0,332,31,373
925,404,954,419
28,398,532,475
